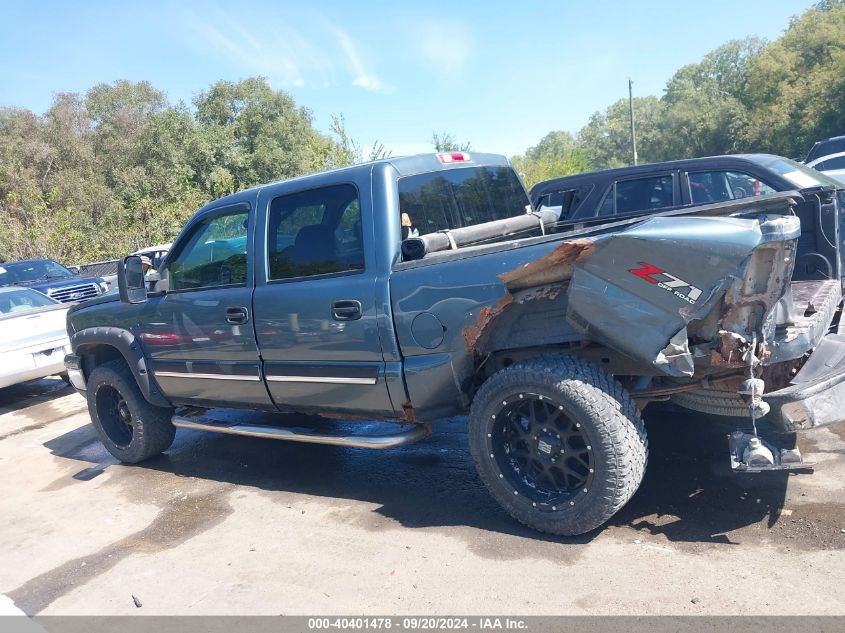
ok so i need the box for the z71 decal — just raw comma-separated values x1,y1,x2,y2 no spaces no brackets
629,262,702,305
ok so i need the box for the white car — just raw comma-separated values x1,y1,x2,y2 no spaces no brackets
806,151,845,185
0,287,71,388
131,243,171,269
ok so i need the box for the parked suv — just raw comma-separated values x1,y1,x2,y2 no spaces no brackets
530,154,843,234
0,259,108,303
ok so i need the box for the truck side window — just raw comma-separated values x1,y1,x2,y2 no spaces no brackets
597,176,674,217
168,210,249,291
268,184,364,281
536,185,594,220
614,175,674,215
597,185,615,216
687,171,776,203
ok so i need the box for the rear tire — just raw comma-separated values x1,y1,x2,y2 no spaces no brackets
86,360,175,463
469,355,647,536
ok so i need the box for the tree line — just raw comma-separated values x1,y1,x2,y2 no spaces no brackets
512,0,845,186
1,1,843,264
0,78,369,264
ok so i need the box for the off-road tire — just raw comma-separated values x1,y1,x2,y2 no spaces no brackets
86,359,175,463
469,355,648,536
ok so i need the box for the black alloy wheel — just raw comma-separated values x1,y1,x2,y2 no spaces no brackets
490,392,594,511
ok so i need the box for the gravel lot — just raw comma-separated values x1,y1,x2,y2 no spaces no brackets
1,377,844,615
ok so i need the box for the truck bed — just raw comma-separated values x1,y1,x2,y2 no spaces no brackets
769,279,842,366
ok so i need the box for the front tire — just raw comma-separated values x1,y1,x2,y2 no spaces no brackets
86,360,175,463
469,355,647,536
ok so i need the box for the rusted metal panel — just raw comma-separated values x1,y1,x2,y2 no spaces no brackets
464,214,801,378
498,239,594,290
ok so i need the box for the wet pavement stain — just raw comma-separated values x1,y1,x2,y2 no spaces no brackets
608,408,845,553
0,421,51,442
0,394,84,441
39,426,105,492
7,488,232,615
0,379,72,416
23,400,845,575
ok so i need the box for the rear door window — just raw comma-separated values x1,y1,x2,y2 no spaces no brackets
597,174,675,217
687,171,776,203
267,184,364,281
816,156,845,170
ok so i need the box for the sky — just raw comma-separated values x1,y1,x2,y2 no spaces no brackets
0,0,815,157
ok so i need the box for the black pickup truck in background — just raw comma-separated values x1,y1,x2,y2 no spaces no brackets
64,152,845,536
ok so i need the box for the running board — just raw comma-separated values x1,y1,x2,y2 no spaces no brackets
171,414,430,449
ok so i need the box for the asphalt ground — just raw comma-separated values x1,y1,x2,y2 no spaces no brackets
0,377,843,615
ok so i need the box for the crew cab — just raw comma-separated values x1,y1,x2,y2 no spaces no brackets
65,153,845,536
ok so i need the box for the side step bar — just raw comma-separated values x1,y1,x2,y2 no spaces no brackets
171,413,431,450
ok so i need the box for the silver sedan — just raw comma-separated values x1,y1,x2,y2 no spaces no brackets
0,287,70,389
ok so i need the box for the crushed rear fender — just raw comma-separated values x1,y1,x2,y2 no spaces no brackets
563,214,800,377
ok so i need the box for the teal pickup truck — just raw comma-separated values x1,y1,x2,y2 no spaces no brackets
65,152,845,535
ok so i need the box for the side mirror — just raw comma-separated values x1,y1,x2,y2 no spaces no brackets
117,255,147,304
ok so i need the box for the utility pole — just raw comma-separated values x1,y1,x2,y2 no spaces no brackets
628,78,638,166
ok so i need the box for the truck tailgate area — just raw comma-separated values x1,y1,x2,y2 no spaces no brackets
765,279,845,431
768,279,842,365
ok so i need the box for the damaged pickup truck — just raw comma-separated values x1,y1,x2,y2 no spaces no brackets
64,152,845,535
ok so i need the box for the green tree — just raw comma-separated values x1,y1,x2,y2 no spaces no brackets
511,131,590,188
659,38,764,159
193,77,335,188
0,77,354,263
577,96,665,169
431,131,472,152
745,1,845,157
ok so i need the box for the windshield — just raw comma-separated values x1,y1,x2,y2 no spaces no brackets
0,260,75,287
398,165,531,236
0,288,58,314
753,156,844,189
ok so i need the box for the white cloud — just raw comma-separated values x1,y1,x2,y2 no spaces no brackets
329,25,392,94
181,10,391,94
185,9,335,89
416,19,473,82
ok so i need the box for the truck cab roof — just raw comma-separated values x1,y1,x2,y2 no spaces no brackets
200,152,512,213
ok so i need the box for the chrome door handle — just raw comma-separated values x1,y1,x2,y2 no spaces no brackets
331,300,362,321
225,306,249,324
